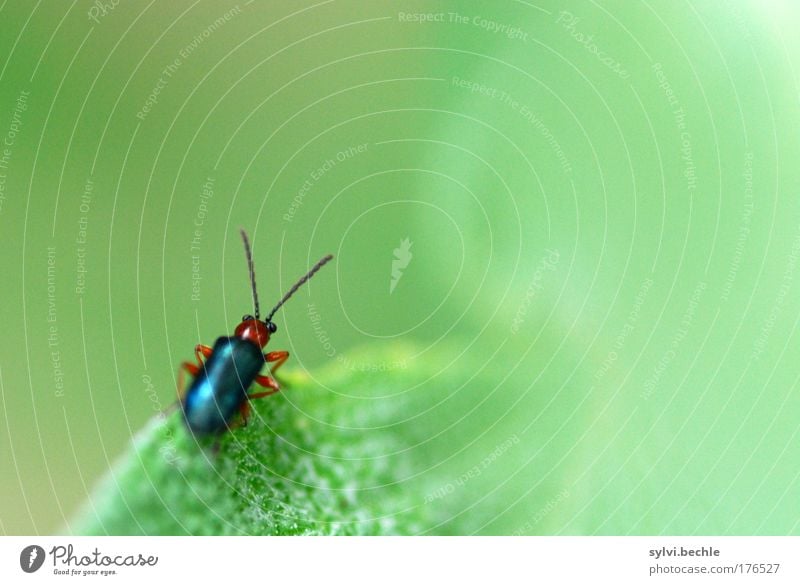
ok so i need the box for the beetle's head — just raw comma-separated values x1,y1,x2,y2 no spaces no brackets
234,315,276,348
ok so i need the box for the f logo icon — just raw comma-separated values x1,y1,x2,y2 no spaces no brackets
20,545,45,573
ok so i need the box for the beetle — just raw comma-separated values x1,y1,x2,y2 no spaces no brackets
177,229,333,435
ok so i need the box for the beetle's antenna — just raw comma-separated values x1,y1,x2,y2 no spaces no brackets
266,254,334,322
240,229,261,320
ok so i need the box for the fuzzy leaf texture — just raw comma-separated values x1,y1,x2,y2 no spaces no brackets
71,338,800,536
72,344,439,535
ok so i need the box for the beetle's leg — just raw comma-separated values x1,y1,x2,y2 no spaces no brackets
264,350,289,375
223,405,248,431
249,374,281,399
236,379,280,427
238,378,280,427
194,344,213,366
249,389,280,400
238,401,251,427
170,345,212,406
176,361,200,401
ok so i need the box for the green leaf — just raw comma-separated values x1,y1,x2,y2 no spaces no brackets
72,343,441,535
74,331,800,536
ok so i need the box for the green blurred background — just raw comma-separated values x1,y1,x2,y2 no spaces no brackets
1,0,799,534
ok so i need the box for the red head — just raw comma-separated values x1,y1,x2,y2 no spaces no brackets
234,315,276,348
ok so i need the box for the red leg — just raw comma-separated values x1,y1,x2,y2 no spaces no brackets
176,344,212,401
177,361,200,400
264,350,289,375
238,401,251,427
238,377,279,427
250,374,280,399
195,344,213,364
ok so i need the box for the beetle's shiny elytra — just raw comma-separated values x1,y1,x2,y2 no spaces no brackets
177,229,333,436
182,336,263,434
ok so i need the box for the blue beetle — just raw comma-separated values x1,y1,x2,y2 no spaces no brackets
178,230,333,435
